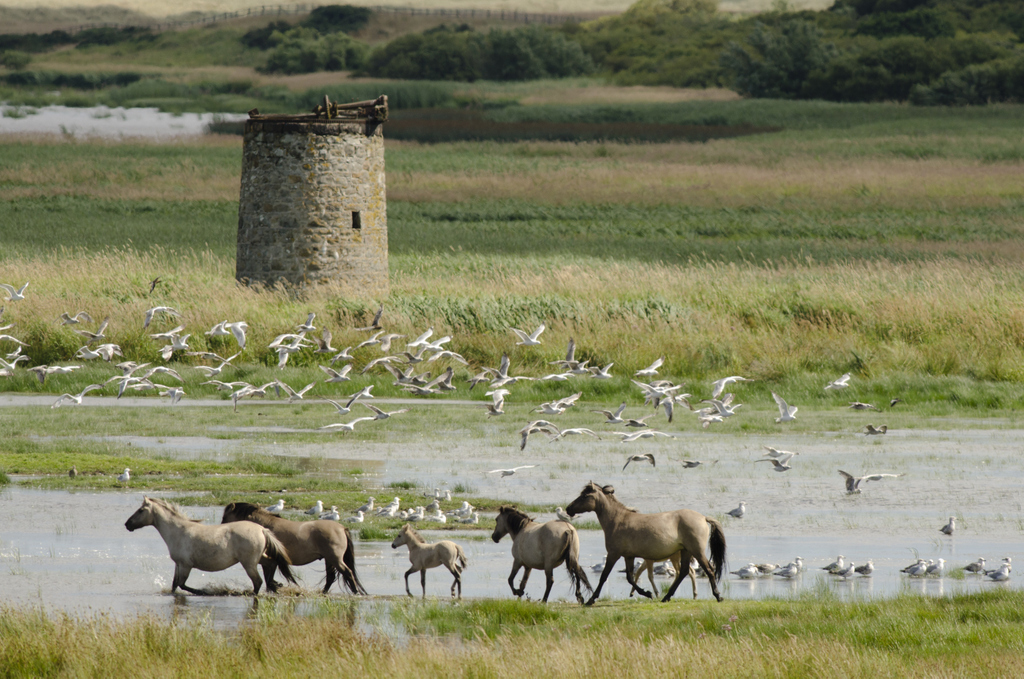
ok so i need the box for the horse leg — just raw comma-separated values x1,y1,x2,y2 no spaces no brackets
173,565,204,595
404,568,416,598
420,569,427,599
516,568,533,598
447,564,461,599
507,561,523,597
261,561,280,593
244,562,264,596
623,557,652,600
695,552,723,602
323,566,337,595
542,569,555,603
586,554,620,606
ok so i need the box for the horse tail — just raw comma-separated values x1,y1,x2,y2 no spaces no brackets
262,529,298,586
340,526,368,595
705,517,727,583
455,544,468,572
563,528,593,595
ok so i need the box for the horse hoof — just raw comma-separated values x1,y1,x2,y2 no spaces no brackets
715,595,723,602
585,598,596,607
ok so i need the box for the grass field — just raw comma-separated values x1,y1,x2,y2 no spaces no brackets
2,591,1023,676
1,98,1023,399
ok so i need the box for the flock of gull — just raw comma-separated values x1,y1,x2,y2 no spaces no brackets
1,280,1013,589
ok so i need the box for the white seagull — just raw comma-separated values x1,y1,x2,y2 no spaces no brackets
634,356,664,378
320,506,341,521
265,499,285,514
772,392,798,423
51,384,104,408
486,465,537,477
710,376,752,399
726,502,746,519
0,282,29,302
510,324,545,346
143,306,181,329
940,517,956,536
555,507,573,522
838,470,904,494
622,453,656,471
319,417,375,433
824,373,851,391
305,501,324,516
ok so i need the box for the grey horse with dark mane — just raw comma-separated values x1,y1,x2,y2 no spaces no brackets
221,501,366,595
566,482,726,605
492,505,592,604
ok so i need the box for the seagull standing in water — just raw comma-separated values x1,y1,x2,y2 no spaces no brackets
265,499,285,514
964,558,986,574
940,517,956,536
305,501,324,516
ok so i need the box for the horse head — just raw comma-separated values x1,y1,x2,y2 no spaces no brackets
221,501,260,524
392,523,411,549
566,482,613,517
494,506,532,543
125,496,156,532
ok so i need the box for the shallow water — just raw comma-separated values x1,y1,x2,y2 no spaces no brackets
0,486,1017,631
0,105,245,139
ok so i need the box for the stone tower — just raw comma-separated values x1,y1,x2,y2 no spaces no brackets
236,96,388,293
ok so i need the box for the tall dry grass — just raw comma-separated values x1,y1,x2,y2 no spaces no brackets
3,591,1024,677
3,249,1023,384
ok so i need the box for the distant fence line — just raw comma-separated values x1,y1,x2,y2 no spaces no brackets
62,4,600,34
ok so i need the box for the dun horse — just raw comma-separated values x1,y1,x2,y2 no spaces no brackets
221,502,366,595
126,496,296,595
566,482,726,605
492,506,592,604
391,524,468,598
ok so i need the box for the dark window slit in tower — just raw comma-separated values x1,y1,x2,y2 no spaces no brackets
352,211,362,230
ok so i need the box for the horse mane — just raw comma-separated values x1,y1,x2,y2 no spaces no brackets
586,483,636,512
499,505,532,534
147,496,196,521
402,524,422,541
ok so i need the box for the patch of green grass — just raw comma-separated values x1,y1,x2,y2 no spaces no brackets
386,481,418,490
357,525,394,541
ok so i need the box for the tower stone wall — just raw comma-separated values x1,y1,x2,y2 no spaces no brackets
236,116,387,293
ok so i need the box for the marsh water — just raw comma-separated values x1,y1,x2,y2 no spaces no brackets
0,105,245,138
2,406,1021,628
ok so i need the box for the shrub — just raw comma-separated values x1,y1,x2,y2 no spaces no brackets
910,56,1024,105
241,21,292,50
364,26,486,81
365,24,593,82
302,5,372,34
260,27,369,74
721,20,836,98
75,26,154,49
0,30,74,53
855,8,957,39
0,50,31,70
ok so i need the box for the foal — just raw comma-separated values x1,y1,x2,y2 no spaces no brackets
391,524,468,598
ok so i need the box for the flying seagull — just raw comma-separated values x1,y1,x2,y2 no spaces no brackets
838,470,904,494
824,373,851,391
486,465,537,477
772,392,798,423
510,324,545,346
622,453,656,471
